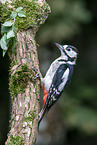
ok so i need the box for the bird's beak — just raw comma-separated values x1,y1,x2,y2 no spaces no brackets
54,42,63,52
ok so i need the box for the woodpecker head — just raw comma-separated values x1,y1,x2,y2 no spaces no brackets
55,42,78,61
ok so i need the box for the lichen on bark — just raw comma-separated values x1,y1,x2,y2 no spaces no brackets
0,0,51,145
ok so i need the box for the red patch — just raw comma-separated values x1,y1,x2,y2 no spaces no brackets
42,84,48,105
43,91,48,105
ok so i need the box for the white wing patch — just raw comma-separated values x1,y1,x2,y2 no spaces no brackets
58,68,69,92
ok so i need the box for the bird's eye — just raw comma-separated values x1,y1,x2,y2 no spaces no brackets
66,48,71,51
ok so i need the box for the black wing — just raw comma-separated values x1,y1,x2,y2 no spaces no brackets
52,64,68,88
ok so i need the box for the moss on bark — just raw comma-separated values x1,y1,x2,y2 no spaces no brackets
1,0,51,144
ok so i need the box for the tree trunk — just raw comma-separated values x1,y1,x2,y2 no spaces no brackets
6,29,40,144
1,0,51,144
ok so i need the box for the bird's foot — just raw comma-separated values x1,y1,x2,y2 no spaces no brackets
32,67,42,80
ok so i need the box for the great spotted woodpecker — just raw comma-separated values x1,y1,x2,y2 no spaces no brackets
38,43,78,126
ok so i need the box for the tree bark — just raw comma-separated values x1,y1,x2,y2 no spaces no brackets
2,0,51,144
6,29,40,144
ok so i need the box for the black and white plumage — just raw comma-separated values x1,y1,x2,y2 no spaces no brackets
38,43,78,126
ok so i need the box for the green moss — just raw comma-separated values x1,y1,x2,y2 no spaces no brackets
9,63,36,100
0,2,13,23
24,109,37,127
29,110,36,120
1,0,50,31
25,110,36,122
24,110,36,127
6,135,24,145
10,60,18,68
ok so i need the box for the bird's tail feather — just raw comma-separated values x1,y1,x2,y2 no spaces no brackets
38,107,46,127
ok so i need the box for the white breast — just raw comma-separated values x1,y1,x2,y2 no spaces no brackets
42,57,66,91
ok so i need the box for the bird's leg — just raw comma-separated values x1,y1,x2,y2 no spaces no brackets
31,67,42,80
32,67,46,97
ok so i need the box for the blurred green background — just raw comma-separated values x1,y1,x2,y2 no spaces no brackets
0,0,97,144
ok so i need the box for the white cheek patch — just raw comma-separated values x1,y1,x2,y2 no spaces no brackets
67,50,77,58
70,51,77,57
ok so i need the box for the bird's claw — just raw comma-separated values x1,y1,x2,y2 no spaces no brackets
32,67,41,80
